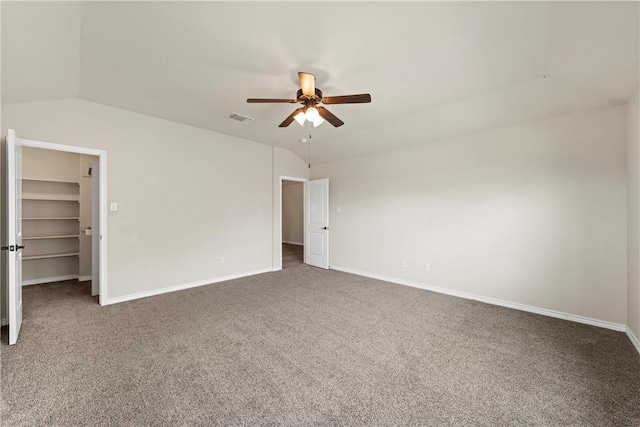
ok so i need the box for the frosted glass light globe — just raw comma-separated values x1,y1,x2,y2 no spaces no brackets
305,107,320,121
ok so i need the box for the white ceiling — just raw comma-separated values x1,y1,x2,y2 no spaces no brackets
2,1,638,164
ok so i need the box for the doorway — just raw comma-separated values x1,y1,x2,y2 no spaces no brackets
277,176,330,271
278,176,306,270
5,129,107,345
282,179,304,268
20,147,98,289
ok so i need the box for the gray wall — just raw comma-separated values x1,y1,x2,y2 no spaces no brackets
312,106,628,325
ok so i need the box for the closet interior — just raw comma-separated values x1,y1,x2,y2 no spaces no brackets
21,147,98,286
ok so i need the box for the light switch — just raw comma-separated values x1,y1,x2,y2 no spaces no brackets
110,202,118,211
336,207,342,214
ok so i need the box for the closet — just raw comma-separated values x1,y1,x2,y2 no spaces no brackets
21,147,98,286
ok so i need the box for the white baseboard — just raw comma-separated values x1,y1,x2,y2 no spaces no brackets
102,268,273,306
330,265,627,332
78,275,92,282
282,241,303,246
22,274,79,287
627,327,640,355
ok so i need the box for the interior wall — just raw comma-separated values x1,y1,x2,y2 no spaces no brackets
282,181,304,245
22,147,78,181
312,106,628,325
1,98,305,318
627,87,640,339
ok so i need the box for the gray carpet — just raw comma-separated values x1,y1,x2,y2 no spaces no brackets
2,244,639,426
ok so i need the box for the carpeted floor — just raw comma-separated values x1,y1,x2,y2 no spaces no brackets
2,244,639,426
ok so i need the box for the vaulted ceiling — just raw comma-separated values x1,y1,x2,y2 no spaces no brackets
2,1,638,164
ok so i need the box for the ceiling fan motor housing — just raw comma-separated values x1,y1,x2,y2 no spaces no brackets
297,88,323,105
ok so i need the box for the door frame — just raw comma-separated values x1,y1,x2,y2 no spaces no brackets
16,136,108,305
278,175,307,271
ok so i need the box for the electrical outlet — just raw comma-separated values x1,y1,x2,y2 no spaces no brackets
424,263,430,271
401,260,407,269
220,257,225,264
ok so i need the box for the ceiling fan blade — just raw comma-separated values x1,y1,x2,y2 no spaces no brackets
322,94,372,104
298,72,316,97
279,108,305,127
247,98,297,103
317,106,344,127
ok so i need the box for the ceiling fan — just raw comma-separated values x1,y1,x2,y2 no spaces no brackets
247,72,371,128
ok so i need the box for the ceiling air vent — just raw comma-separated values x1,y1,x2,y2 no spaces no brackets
228,112,254,122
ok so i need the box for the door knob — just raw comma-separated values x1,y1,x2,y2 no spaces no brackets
322,226,328,230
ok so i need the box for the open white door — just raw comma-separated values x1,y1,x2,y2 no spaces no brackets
304,178,329,269
5,129,24,345
91,161,100,296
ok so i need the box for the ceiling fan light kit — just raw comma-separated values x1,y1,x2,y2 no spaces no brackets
247,72,371,128
296,107,324,127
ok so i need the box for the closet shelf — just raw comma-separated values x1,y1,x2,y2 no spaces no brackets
23,217,79,220
23,252,80,260
23,197,79,202
23,235,80,240
22,178,79,185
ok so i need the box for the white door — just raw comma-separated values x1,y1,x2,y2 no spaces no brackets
6,129,24,345
304,178,329,269
91,161,100,296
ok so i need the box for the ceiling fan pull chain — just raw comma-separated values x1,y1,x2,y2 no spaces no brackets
308,134,312,169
